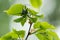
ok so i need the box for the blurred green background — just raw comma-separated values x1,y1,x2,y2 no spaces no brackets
0,0,10,37
46,0,60,26
0,0,15,37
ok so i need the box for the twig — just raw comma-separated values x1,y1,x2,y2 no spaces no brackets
30,29,40,35
25,20,32,40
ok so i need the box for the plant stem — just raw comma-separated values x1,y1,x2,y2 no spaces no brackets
25,20,32,40
31,29,40,34
18,35,21,40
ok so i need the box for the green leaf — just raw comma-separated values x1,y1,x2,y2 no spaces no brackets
30,17,37,23
18,30,25,38
14,17,27,26
47,35,53,40
0,29,25,40
0,34,12,40
0,32,18,40
4,4,25,16
47,30,59,40
14,17,23,22
40,22,55,29
21,9,28,16
33,22,41,29
10,32,18,39
33,21,55,29
30,0,42,8
36,29,46,34
36,33,45,40
36,14,44,18
28,9,38,15
35,33,49,40
21,17,27,26
35,31,54,40
13,29,25,38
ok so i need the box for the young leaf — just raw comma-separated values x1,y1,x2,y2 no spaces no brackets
10,32,18,39
40,22,55,29
33,22,41,29
0,29,25,40
36,33,45,40
21,9,28,16
30,17,37,23
47,34,53,40
36,14,44,18
47,30,59,40
0,32,18,40
18,30,25,38
14,17,23,22
35,33,49,40
4,4,25,16
33,21,55,29
28,9,38,15
21,17,27,26
30,0,42,8
0,34,12,40
14,17,27,26
35,30,54,40
13,29,25,38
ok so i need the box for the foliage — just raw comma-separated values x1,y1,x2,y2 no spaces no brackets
30,0,42,8
0,0,59,40
4,4,25,16
0,29,25,40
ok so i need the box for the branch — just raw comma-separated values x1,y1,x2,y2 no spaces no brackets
30,29,40,34
25,20,32,40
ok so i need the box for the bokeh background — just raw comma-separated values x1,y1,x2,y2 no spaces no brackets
0,0,60,40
